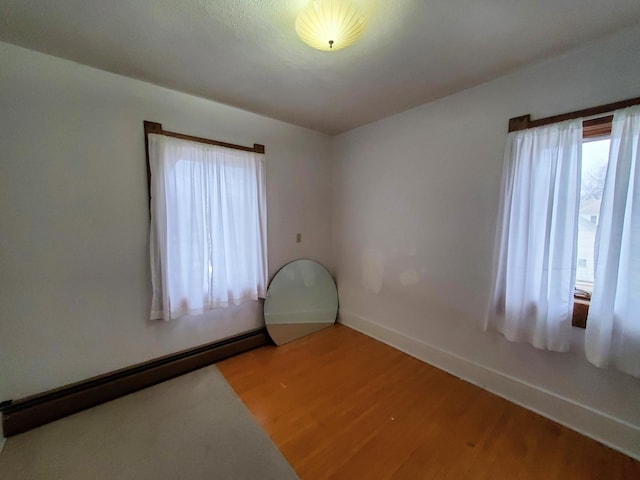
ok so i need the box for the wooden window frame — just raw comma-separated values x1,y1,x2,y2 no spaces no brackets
507,96,640,133
507,96,640,328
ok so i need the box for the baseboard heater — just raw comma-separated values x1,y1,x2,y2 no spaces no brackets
0,328,270,437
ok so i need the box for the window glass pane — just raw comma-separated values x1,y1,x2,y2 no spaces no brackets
577,138,610,289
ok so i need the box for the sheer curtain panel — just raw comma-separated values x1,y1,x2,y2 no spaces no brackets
486,119,582,351
148,134,267,321
586,106,640,377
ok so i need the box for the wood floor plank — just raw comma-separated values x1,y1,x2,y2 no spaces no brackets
217,324,639,480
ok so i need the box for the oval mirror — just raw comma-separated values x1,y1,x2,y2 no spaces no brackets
264,259,338,345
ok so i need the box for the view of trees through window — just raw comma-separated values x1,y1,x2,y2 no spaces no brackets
576,138,610,290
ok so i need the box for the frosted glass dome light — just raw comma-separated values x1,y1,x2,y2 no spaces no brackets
295,0,366,52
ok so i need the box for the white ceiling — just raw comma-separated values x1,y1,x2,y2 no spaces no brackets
1,0,640,135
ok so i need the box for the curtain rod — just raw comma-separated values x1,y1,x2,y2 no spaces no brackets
508,95,640,133
144,121,265,154
143,121,265,208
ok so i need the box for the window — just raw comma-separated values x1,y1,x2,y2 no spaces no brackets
145,122,267,321
576,137,610,293
573,132,611,327
489,101,640,377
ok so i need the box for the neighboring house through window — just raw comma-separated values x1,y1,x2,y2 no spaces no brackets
576,136,610,292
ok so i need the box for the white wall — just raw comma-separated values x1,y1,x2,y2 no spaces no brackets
333,25,640,458
0,42,333,402
2,24,640,456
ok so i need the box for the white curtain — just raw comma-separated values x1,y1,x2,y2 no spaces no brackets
148,134,267,321
486,119,582,351
586,106,640,377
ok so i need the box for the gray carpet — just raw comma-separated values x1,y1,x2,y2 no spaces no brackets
0,365,299,479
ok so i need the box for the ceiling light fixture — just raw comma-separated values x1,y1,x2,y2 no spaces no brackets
295,0,366,52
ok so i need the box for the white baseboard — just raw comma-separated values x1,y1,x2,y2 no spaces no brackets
339,309,640,460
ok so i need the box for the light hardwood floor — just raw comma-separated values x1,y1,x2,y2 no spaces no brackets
218,324,639,480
